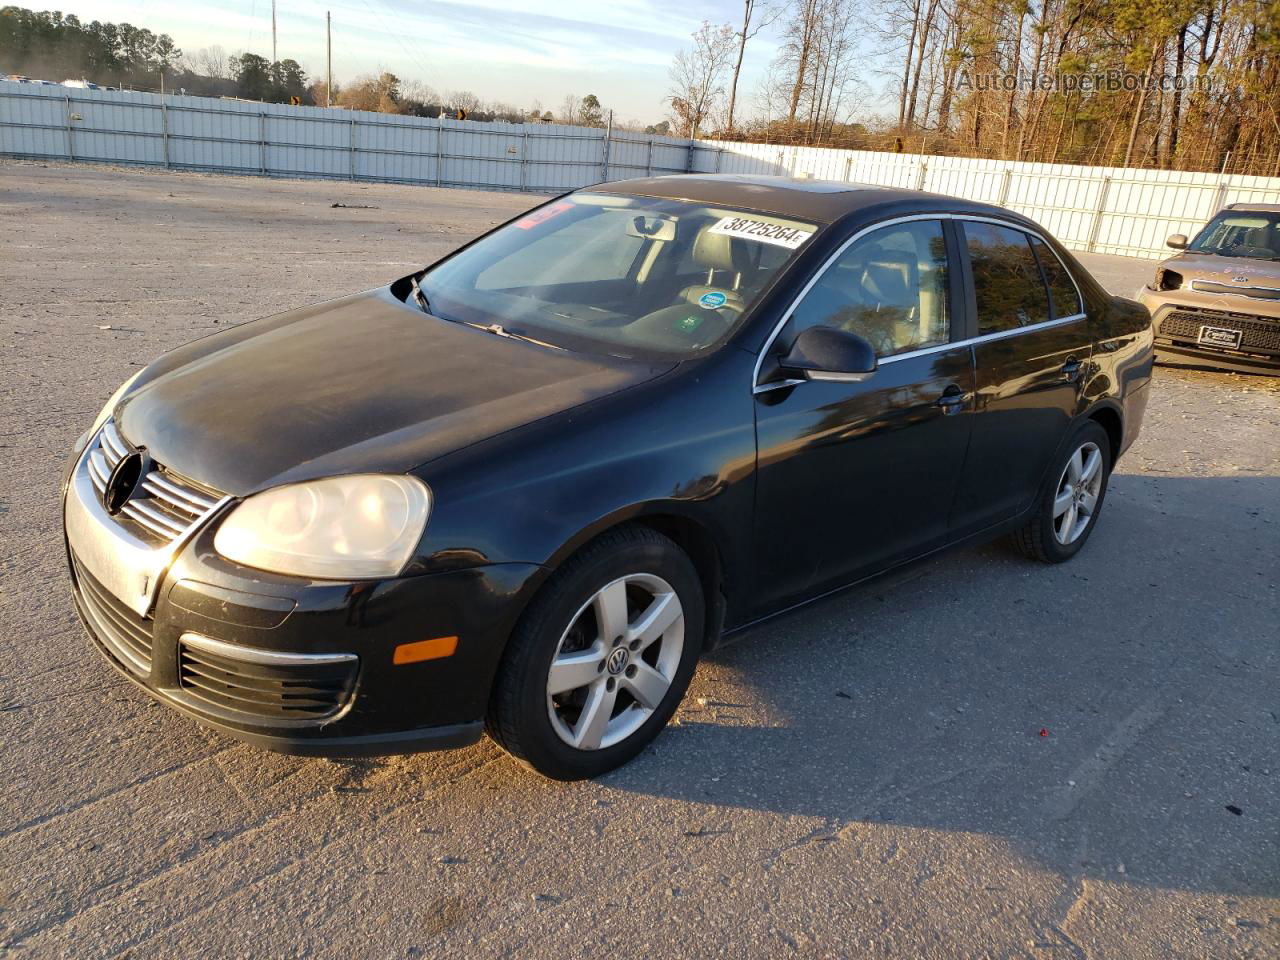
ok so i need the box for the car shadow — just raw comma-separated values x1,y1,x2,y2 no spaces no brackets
604,473,1280,898
1155,355,1280,378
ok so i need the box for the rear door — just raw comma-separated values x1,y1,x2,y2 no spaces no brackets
750,218,976,614
949,220,1091,535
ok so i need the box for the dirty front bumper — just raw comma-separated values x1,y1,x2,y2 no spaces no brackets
1138,287,1280,372
63,441,543,757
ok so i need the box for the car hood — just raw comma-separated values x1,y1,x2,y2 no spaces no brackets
1163,252,1280,286
116,288,672,497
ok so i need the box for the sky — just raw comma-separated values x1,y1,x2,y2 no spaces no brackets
62,0,796,124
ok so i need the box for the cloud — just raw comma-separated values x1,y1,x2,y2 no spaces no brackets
50,0,768,120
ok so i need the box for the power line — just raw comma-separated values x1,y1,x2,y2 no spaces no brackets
358,0,435,84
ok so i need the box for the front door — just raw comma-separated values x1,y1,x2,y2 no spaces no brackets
751,218,976,615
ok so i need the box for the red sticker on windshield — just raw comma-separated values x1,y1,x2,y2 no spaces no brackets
514,201,573,230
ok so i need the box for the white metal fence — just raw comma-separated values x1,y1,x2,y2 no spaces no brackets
0,81,696,193
3,81,1277,259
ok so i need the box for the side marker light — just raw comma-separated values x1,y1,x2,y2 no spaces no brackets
393,636,459,665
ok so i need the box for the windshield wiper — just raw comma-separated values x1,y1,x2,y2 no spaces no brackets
456,320,565,351
408,275,432,315
407,283,564,350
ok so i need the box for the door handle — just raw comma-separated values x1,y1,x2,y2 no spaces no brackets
935,386,967,415
1061,359,1083,381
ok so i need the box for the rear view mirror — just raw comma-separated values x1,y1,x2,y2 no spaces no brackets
626,215,676,242
779,327,878,383
1166,233,1188,249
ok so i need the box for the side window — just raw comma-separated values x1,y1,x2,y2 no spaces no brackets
788,220,950,357
1029,236,1084,319
964,222,1051,334
476,209,643,289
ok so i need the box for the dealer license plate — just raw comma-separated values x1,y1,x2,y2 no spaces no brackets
1198,325,1242,349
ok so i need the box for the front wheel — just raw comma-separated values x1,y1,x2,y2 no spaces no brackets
1012,420,1112,563
486,525,703,780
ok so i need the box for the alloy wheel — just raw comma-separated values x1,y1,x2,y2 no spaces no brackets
1052,440,1104,545
545,573,685,751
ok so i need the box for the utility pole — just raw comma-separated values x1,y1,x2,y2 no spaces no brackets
326,12,332,107
271,0,278,64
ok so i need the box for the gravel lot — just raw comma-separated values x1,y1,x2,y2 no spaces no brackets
1,160,1277,959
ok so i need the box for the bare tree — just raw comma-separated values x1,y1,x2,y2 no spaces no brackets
760,0,862,140
559,93,582,125
752,57,794,121
903,0,942,131
191,44,228,79
446,90,482,115
707,0,1280,174
400,79,439,105
784,0,822,124
727,0,780,132
668,20,736,138
895,0,923,127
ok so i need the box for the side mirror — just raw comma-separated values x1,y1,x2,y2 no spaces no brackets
1166,233,1188,250
778,326,878,383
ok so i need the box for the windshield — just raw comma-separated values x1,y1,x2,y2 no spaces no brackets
417,193,819,359
1189,211,1280,260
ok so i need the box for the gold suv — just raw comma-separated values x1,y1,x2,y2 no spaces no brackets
1138,203,1280,373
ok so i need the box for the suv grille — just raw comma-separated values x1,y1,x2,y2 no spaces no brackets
72,555,154,676
1159,309,1280,354
178,637,357,722
88,420,222,545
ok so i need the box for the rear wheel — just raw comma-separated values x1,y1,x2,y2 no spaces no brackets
1012,420,1112,563
486,525,703,780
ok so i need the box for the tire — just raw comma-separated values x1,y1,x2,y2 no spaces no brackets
485,524,704,780
1012,420,1112,563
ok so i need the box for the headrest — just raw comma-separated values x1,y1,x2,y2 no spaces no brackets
691,229,747,273
865,251,915,277
1244,227,1279,253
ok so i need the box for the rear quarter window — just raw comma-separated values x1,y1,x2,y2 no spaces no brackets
1030,236,1084,319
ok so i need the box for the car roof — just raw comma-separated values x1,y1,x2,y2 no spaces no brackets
590,173,1018,224
1226,203,1280,213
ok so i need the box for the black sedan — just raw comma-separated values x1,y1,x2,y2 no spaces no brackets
64,175,1153,779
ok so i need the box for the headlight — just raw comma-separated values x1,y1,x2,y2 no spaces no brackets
213,475,431,579
76,370,143,452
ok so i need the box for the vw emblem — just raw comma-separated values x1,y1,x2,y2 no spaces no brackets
102,449,149,515
606,647,629,676
1231,276,1249,283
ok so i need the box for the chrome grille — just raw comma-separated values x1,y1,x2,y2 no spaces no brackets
178,636,357,722
88,420,222,545
72,554,154,676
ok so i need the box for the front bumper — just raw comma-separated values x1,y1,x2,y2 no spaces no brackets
64,440,544,756
1137,288,1280,372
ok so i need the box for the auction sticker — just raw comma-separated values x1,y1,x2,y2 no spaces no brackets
708,216,813,249
514,201,573,230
